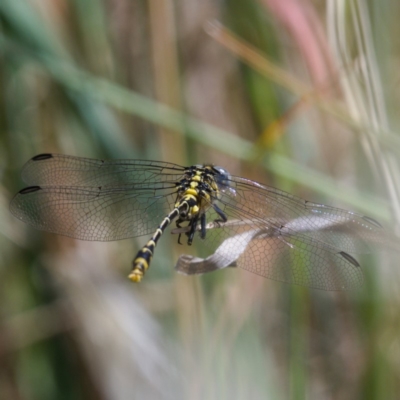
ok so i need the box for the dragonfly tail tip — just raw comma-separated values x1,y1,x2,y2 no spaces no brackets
128,271,143,283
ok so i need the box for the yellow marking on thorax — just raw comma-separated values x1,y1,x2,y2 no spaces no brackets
192,175,201,182
191,205,199,214
186,188,198,196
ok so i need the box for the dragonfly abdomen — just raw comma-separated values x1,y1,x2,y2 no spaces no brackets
129,208,179,282
129,194,199,282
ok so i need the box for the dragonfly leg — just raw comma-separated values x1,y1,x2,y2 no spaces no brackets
200,213,207,239
187,214,200,245
212,204,228,224
176,218,184,244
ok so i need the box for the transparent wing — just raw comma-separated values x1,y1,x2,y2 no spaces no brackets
20,153,186,186
183,176,397,290
176,227,364,291
10,184,179,241
10,154,187,241
226,176,397,254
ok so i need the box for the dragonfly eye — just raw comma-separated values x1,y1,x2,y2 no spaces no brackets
213,166,235,194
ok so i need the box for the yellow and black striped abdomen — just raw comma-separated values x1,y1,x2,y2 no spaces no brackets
129,208,179,282
129,193,199,282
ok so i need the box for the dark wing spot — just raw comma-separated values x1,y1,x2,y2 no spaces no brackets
32,154,53,161
339,251,360,267
19,186,42,194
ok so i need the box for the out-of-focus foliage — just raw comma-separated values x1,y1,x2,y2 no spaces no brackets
1,0,400,399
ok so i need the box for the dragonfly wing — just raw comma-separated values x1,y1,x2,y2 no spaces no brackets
178,176,391,290
235,228,363,290
228,176,398,254
21,154,186,186
182,223,363,290
10,184,177,241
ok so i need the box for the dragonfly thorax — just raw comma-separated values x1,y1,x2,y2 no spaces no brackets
175,165,228,220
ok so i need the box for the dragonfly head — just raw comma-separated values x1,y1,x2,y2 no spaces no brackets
212,166,235,194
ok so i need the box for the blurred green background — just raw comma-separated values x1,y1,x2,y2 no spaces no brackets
1,0,400,399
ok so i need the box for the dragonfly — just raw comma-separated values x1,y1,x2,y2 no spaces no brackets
9,153,397,290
